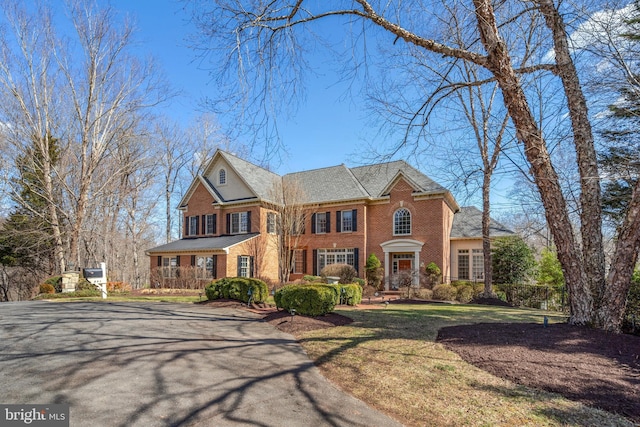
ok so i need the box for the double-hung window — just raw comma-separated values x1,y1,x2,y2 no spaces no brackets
230,212,249,234
341,210,353,232
458,249,470,280
205,214,216,235
188,216,198,236
162,257,178,278
315,212,327,234
472,249,484,280
267,212,276,234
238,255,252,278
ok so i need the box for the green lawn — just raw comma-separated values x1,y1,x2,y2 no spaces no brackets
297,303,632,427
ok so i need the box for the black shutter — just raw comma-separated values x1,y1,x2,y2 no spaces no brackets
191,255,196,266
195,216,199,236
212,255,218,279
311,213,316,234
354,248,360,274
213,214,217,235
226,213,231,234
247,211,252,233
326,212,331,233
250,256,255,277
176,255,181,266
313,249,318,276
201,215,206,234
302,250,307,274
352,209,358,232
157,256,162,267
289,250,294,273
336,211,342,232
184,216,189,236
237,255,242,277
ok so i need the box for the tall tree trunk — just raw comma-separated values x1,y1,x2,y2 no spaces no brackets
473,0,593,324
482,173,493,297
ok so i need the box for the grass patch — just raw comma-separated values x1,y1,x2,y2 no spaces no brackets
298,304,631,427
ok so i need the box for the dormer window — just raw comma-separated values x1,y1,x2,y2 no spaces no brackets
393,208,411,235
218,168,227,185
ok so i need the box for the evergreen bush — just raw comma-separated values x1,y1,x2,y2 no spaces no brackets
205,277,269,303
275,284,337,316
432,284,457,301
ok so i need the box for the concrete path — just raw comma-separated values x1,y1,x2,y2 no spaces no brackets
0,301,403,427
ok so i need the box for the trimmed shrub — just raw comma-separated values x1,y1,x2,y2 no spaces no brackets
365,254,383,290
39,283,55,294
354,278,365,287
320,263,358,284
275,284,338,316
76,279,95,291
424,262,442,289
44,276,62,293
415,288,433,300
107,281,132,293
456,285,475,303
205,277,269,303
432,284,456,301
303,275,322,282
335,283,363,306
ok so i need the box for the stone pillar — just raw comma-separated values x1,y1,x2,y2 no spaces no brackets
61,271,79,293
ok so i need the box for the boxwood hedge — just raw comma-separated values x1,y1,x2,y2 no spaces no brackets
205,277,269,303
275,283,363,316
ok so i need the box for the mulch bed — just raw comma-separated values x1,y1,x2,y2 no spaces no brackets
437,322,640,422
203,298,640,423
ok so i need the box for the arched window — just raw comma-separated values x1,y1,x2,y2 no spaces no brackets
393,208,411,235
218,168,227,185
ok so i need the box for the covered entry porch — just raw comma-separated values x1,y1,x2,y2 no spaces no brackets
380,239,424,290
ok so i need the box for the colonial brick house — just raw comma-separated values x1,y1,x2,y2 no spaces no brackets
146,150,512,288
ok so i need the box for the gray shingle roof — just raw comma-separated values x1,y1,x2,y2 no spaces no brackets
350,161,448,197
147,233,259,254
451,206,514,239
221,151,282,203
284,165,369,204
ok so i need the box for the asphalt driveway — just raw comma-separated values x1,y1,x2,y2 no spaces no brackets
0,301,402,427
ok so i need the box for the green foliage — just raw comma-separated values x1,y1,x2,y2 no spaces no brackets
424,262,442,289
456,285,475,304
537,247,564,287
303,275,321,282
336,283,363,305
432,284,456,301
354,278,365,287
320,263,358,284
275,284,338,316
39,283,55,294
365,253,383,289
623,270,640,334
491,236,537,285
76,279,95,291
205,277,269,303
44,276,62,293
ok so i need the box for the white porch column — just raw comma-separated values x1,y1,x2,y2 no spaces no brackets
413,250,420,286
384,251,390,291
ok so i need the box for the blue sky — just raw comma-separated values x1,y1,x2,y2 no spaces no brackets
108,0,378,175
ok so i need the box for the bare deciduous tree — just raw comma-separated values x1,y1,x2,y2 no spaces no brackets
188,0,640,331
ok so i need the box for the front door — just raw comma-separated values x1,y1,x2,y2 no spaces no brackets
398,259,412,271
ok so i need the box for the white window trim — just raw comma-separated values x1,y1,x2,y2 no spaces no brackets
218,168,227,186
341,210,353,233
231,212,248,234
315,212,327,234
393,208,412,236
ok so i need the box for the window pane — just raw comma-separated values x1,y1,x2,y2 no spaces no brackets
342,210,352,232
458,250,469,280
316,213,327,233
394,208,411,235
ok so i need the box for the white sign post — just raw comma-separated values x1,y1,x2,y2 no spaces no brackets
83,263,108,299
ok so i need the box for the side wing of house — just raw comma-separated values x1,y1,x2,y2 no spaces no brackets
449,206,514,282
147,150,282,284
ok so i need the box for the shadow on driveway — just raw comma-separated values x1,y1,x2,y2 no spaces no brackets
0,301,402,427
